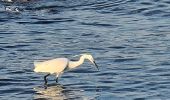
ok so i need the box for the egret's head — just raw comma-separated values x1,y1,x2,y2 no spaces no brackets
80,53,99,70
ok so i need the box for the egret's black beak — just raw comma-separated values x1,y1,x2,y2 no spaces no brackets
93,61,99,70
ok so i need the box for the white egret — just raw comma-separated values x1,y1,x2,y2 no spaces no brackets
34,53,99,85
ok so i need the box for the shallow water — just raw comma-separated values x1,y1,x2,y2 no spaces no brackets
0,0,170,99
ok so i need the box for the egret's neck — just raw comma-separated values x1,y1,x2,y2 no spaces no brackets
68,56,85,69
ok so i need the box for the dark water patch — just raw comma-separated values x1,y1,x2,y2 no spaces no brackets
129,8,148,14
0,48,6,51
108,46,126,49
8,70,25,74
87,47,105,50
157,4,167,8
19,89,35,95
34,38,46,41
145,82,158,87
111,6,124,12
114,58,137,62
85,0,129,11
40,18,75,22
153,0,160,2
30,20,58,24
124,80,144,85
144,33,166,38
159,73,170,77
95,86,113,92
0,42,8,44
18,18,75,24
0,81,24,86
117,67,143,72
70,69,97,74
134,46,148,48
143,9,165,16
4,45,18,49
17,48,38,52
64,82,86,87
140,2,153,5
0,87,25,94
62,75,75,79
28,75,39,79
64,37,74,40
158,81,170,85
65,97,83,100
17,21,32,24
134,85,144,89
127,0,138,3
0,18,8,22
47,8,60,14
0,78,30,82
79,1,112,10
29,31,45,34
94,35,100,38
96,72,118,76
133,98,146,100
26,5,66,11
0,78,15,82
0,82,15,86
80,22,114,27
0,36,4,38
148,68,168,73
81,33,93,36
115,87,137,92
99,80,114,84
164,1,170,4
157,61,170,66
54,28,68,31
149,87,157,90
0,32,14,34
3,44,30,49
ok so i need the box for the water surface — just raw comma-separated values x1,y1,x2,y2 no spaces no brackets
0,0,170,99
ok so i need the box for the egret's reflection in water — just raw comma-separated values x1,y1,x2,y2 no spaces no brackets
33,84,88,100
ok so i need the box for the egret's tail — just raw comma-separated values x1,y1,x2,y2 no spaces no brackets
33,61,42,72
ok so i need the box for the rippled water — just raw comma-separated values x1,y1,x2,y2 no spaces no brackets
0,0,170,99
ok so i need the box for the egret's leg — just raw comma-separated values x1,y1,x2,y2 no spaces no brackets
56,73,61,83
56,77,58,83
44,74,50,85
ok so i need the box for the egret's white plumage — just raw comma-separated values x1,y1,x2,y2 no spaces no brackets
34,54,98,85
34,58,69,74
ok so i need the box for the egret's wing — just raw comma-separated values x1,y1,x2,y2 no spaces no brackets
34,58,69,74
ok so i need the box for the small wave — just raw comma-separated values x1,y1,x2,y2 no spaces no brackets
80,22,114,27
129,8,148,14
87,47,105,50
4,44,29,49
0,48,6,51
17,18,74,24
114,58,137,62
0,18,8,22
143,9,165,16
70,68,97,74
108,46,126,49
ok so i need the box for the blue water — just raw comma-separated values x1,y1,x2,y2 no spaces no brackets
0,0,170,99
